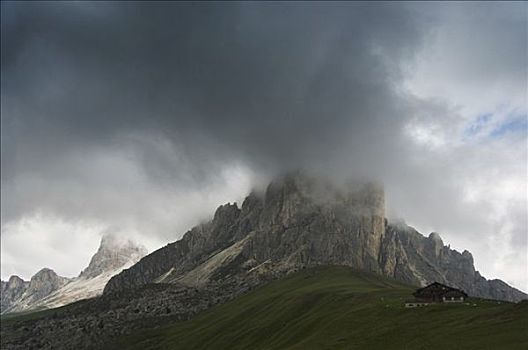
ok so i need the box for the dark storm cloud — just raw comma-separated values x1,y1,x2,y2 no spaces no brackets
2,2,526,289
1,1,424,199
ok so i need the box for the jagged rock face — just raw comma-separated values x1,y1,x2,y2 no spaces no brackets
105,173,527,302
30,235,147,312
2,269,71,313
379,224,526,302
24,268,71,302
250,175,385,271
1,234,147,314
1,276,29,312
105,174,386,293
79,234,147,279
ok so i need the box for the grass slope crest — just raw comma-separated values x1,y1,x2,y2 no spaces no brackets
117,266,528,350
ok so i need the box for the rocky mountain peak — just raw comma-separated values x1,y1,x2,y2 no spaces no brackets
427,232,444,256
31,268,59,279
2,234,148,314
105,174,388,294
1,276,29,312
264,172,339,205
462,249,473,259
105,174,526,303
79,234,147,279
428,232,442,242
7,275,26,288
213,203,240,223
28,268,68,287
0,268,73,312
259,172,385,228
25,268,70,300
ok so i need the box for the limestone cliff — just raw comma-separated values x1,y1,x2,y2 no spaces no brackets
105,173,526,302
105,173,386,293
0,276,29,312
380,223,526,302
2,269,71,314
79,234,147,279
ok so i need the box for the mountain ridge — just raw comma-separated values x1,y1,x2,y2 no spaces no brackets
0,234,147,314
105,173,526,302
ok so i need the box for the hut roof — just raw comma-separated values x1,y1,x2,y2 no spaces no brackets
413,282,468,298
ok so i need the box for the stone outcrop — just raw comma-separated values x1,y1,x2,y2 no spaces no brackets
79,233,147,279
380,223,526,302
105,172,526,302
1,269,71,314
1,276,29,312
22,268,70,302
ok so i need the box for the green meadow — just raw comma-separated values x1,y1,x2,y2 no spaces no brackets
115,266,528,350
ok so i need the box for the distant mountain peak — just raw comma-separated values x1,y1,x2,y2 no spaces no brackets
1,233,148,314
32,267,59,278
24,268,70,301
428,232,442,242
79,233,147,279
7,275,26,286
28,268,69,290
99,232,134,249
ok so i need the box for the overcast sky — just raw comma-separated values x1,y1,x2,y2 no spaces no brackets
1,2,526,291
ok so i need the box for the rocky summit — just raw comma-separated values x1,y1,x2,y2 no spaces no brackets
79,233,147,279
105,173,526,302
1,276,29,313
1,269,70,314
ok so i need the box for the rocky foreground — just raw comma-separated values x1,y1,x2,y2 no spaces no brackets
1,273,276,349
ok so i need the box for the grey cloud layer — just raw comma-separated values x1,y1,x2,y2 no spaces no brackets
1,2,526,288
2,2,422,196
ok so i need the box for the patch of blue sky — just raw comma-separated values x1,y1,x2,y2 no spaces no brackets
489,114,528,138
464,113,492,138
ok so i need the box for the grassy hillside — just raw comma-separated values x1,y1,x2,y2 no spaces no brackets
114,266,528,350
